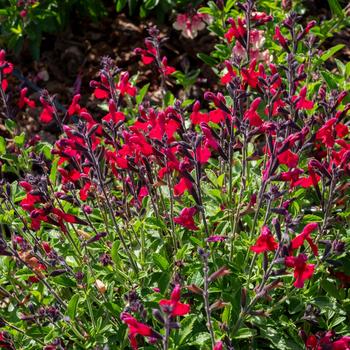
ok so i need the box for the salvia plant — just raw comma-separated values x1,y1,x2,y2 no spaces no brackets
0,0,350,349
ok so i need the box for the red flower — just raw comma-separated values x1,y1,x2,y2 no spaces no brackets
134,40,157,65
0,50,13,75
273,26,288,49
174,177,193,196
18,88,35,109
190,101,209,125
67,94,82,116
291,223,318,256
174,207,198,230
220,61,236,84
120,312,153,350
40,105,54,123
161,56,176,76
278,149,299,168
195,144,211,164
285,253,314,288
244,97,263,127
241,58,259,88
102,100,125,124
159,284,190,317
250,226,278,253
292,86,314,110
224,18,245,43
117,71,136,97
213,341,223,350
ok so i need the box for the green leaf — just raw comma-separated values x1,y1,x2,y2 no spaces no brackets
49,157,59,185
111,241,121,266
321,279,342,300
234,328,257,339
320,71,338,90
320,44,345,62
179,315,196,345
136,83,150,105
115,0,127,12
152,253,169,271
327,0,344,18
5,119,16,133
67,294,80,320
14,133,25,147
0,136,6,155
197,53,218,67
303,214,323,223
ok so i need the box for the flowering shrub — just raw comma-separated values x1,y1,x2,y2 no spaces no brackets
0,1,350,349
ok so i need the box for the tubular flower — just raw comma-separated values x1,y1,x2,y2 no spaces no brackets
120,312,153,350
285,254,314,288
159,284,190,317
174,207,199,231
291,223,319,256
250,226,278,253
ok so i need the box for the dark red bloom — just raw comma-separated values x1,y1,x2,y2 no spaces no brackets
273,26,288,49
250,226,278,253
174,207,198,230
220,60,236,84
213,341,223,350
285,253,314,288
120,312,153,350
224,18,245,43
117,71,136,97
195,144,211,164
291,223,318,256
174,177,193,196
278,149,299,168
244,97,263,127
134,40,157,65
159,284,190,317
292,86,314,110
18,88,35,109
190,101,209,125
161,56,176,76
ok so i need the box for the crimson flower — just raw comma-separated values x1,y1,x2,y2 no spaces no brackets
134,40,157,65
220,61,236,84
277,149,299,168
161,56,176,76
18,88,35,109
117,71,136,97
306,331,350,350
273,26,288,49
241,58,259,88
39,99,54,123
195,144,211,164
291,223,318,256
244,97,263,127
67,94,82,116
102,100,125,124
190,101,209,125
120,312,153,350
0,50,13,92
285,253,314,288
250,226,278,253
174,177,193,197
224,18,245,43
174,207,198,230
159,284,190,317
213,341,223,350
292,86,314,110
